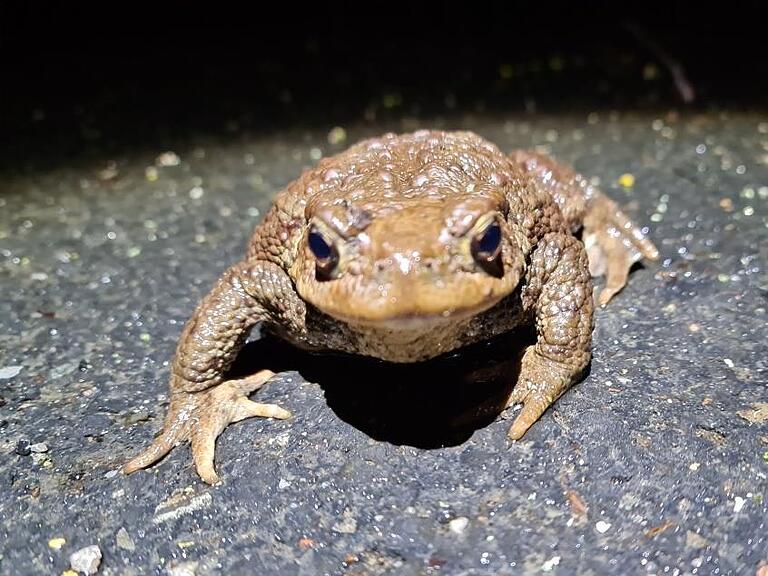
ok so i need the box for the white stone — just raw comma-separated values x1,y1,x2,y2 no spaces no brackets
595,520,612,533
542,556,561,572
448,517,469,534
0,365,22,379
70,545,102,575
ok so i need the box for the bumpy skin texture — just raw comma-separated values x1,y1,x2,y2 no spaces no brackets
123,131,659,484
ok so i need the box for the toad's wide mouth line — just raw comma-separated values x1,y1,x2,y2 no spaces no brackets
318,297,505,330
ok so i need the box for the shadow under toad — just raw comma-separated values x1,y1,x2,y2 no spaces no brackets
228,329,536,449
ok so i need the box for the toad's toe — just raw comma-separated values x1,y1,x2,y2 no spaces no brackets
123,369,287,484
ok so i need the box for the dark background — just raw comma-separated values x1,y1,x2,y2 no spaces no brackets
2,1,768,170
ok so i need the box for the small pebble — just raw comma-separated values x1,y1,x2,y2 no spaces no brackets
733,496,746,513
70,545,102,575
327,126,347,145
618,173,635,188
48,537,66,550
437,504,456,524
448,517,469,534
31,453,49,465
0,365,22,380
686,530,709,549
166,562,198,576
332,514,358,534
121,411,151,426
30,442,48,453
98,165,118,181
116,527,135,551
15,440,31,456
595,520,612,533
145,166,159,181
542,556,561,572
156,151,181,167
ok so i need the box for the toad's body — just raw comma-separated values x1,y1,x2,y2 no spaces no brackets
124,131,658,484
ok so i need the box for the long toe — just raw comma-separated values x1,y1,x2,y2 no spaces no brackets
233,398,292,421
227,369,276,395
122,396,195,475
507,394,551,440
190,424,222,485
123,438,175,475
598,240,636,306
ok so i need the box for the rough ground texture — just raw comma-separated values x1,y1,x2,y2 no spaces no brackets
1,112,767,576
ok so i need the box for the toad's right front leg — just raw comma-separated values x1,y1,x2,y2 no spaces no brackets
123,260,306,485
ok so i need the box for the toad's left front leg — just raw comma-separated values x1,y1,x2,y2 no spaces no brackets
506,232,594,440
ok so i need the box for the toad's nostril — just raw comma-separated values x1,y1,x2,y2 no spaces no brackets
422,259,442,273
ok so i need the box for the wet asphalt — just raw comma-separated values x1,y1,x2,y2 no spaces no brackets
1,108,767,575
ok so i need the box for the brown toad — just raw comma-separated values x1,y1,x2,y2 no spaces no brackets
123,130,658,484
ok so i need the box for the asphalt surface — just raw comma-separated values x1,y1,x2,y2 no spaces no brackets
1,112,767,575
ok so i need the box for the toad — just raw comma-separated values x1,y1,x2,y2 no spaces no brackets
123,130,658,484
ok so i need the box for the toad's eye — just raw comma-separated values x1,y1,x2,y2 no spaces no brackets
471,220,503,277
475,221,501,255
308,227,339,279
308,229,332,260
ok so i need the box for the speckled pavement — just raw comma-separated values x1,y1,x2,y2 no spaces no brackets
1,112,766,575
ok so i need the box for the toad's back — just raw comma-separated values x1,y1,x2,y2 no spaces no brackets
302,130,521,206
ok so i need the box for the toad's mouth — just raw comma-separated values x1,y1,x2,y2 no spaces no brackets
296,267,522,332
320,295,506,330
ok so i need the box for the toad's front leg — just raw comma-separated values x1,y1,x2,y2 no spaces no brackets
506,233,594,440
123,260,306,484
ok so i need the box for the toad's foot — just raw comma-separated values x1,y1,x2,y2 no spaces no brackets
583,194,659,307
123,370,290,485
505,347,581,440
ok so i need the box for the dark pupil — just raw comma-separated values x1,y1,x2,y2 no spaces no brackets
477,222,501,254
308,231,332,260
